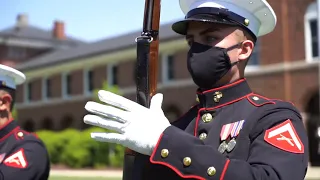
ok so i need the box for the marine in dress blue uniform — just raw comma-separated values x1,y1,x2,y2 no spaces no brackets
0,65,50,180
83,0,309,179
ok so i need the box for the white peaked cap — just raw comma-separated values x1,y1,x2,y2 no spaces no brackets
173,0,277,37
0,64,26,90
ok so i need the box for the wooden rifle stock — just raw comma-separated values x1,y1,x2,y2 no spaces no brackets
122,0,161,179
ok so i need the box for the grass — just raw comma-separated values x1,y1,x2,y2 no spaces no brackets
49,177,121,180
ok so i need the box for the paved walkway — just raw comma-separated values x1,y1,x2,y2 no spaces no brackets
50,169,123,178
50,167,320,179
306,167,320,179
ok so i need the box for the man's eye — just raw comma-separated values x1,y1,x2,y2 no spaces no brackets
205,36,217,43
187,40,193,46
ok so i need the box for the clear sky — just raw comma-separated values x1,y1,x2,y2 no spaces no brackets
0,0,185,42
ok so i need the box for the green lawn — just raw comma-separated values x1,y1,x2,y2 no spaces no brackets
49,177,121,180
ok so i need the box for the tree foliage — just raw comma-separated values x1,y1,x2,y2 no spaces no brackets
12,108,18,120
93,81,122,102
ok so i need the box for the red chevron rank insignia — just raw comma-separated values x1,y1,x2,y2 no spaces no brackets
3,148,28,168
264,119,304,154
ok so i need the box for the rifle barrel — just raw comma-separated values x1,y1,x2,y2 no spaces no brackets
122,0,161,179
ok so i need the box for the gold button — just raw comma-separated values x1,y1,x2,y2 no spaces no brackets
207,166,216,176
202,113,212,123
213,91,223,103
183,157,192,166
196,95,199,102
17,132,23,137
252,96,259,101
244,19,250,26
161,149,169,158
199,133,207,140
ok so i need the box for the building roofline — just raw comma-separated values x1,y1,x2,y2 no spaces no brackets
17,21,184,71
21,38,188,80
0,34,84,47
0,24,86,45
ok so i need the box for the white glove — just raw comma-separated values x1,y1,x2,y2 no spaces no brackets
83,90,171,156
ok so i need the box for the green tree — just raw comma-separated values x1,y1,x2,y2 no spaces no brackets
12,108,18,120
92,81,126,167
93,81,122,101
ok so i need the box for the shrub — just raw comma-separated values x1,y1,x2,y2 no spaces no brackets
36,127,125,168
35,80,126,168
109,144,125,167
36,130,64,164
59,132,91,168
81,127,111,168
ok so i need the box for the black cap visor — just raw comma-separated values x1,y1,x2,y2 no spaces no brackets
172,7,256,40
172,15,238,35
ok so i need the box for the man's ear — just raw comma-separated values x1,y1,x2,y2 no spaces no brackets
2,94,12,111
238,40,254,61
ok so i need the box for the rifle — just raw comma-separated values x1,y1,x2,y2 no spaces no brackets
122,0,161,179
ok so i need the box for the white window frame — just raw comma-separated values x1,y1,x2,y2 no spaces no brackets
107,63,118,86
305,1,318,62
161,53,175,84
62,72,71,99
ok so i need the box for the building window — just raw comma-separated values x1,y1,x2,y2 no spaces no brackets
88,70,94,92
84,69,94,94
66,74,72,95
7,47,26,59
42,77,52,100
62,72,72,98
244,40,261,73
247,40,260,66
305,2,319,61
107,64,118,86
167,55,175,80
310,19,318,58
112,66,118,85
45,78,52,98
161,54,175,83
27,83,32,100
24,82,32,102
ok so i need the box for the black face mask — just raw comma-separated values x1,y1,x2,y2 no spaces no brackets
187,42,242,89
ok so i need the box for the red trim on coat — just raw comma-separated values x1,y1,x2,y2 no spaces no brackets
150,133,206,180
194,93,253,136
197,79,246,94
0,127,19,142
220,159,230,180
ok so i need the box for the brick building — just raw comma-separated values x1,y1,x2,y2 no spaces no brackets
0,13,85,129
0,14,85,66
2,0,320,164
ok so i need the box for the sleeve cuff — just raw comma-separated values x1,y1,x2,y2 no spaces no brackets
149,126,230,180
